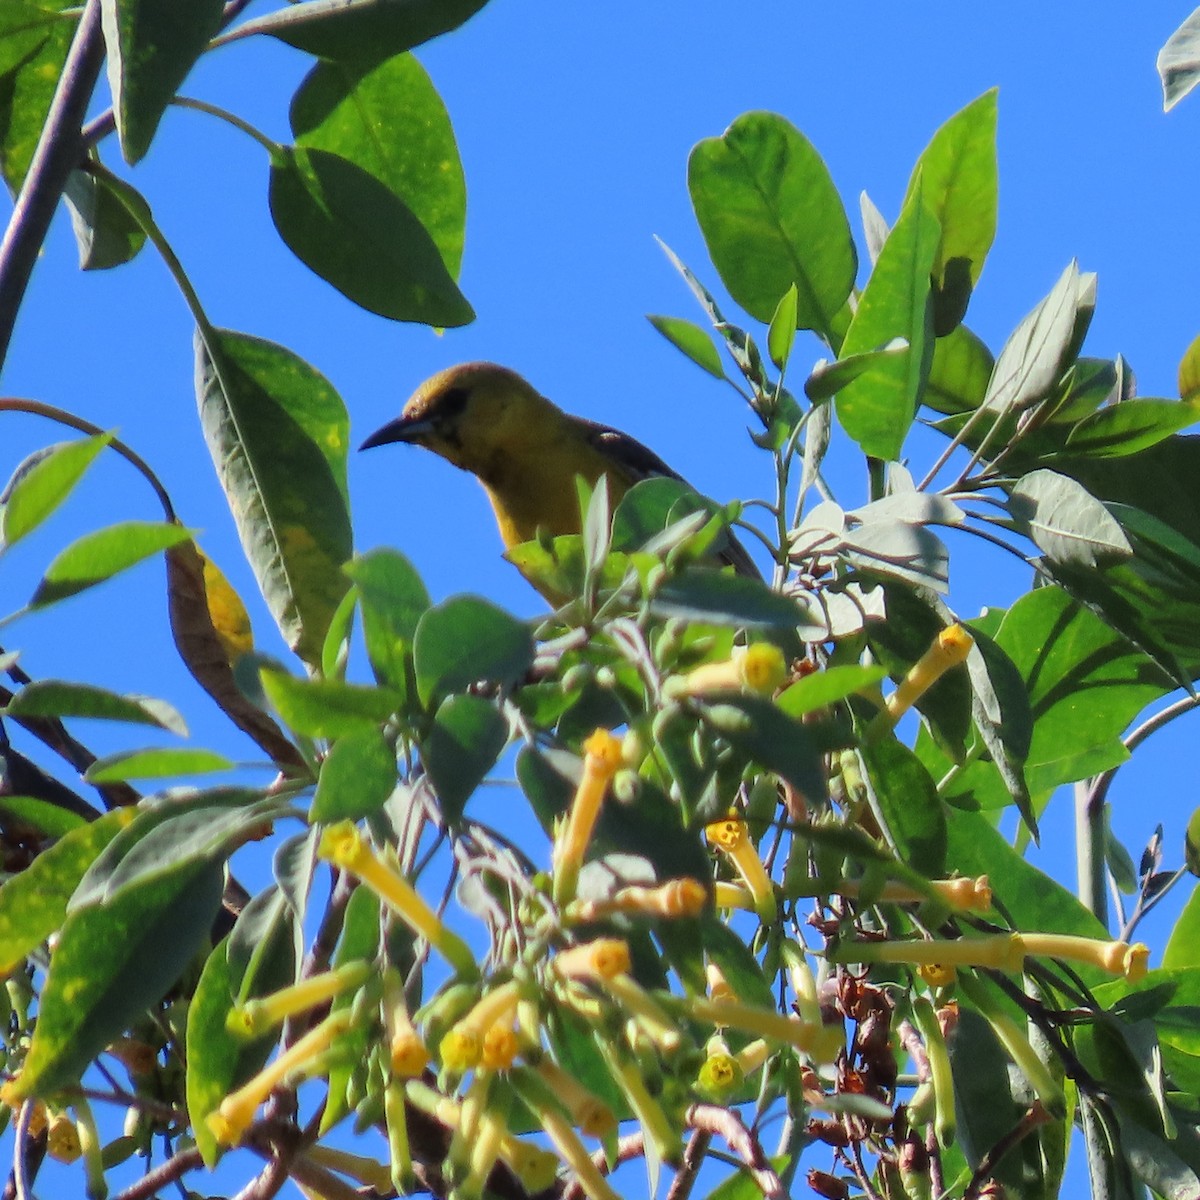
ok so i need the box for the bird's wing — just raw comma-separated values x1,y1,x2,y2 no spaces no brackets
575,417,761,580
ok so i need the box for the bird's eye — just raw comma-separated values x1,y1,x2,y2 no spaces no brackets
438,386,470,421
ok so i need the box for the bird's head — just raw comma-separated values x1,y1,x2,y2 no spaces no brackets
359,362,556,478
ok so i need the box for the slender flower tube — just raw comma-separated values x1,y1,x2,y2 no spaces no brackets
382,969,429,1079
304,1146,393,1193
318,822,476,977
553,938,632,981
596,1041,679,1166
713,881,755,912
446,1070,491,1193
665,643,787,698
957,973,1065,1118
598,973,683,1054
706,962,736,1004
706,815,775,921
513,1069,624,1200
569,877,708,922
533,1058,616,1137
734,1038,771,1077
464,1091,509,1200
228,960,370,1038
553,729,623,905
834,933,1026,974
782,940,823,1028
1019,933,1150,982
911,996,956,1147
877,625,974,731
73,1098,105,1200
809,875,992,912
384,1078,413,1194
208,1008,354,1146
688,996,842,1064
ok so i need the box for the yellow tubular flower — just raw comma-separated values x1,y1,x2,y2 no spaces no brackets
598,973,683,1054
781,941,823,1027
304,1146,393,1193
689,996,842,1064
1019,933,1150,981
713,881,755,912
706,962,736,1004
834,933,1026,974
318,823,477,977
553,939,632,981
497,1137,560,1194
464,1096,508,1200
705,815,775,920
208,1009,354,1146
911,996,956,1147
666,643,787,698
384,1078,414,1195
533,1059,617,1138
597,1043,679,1165
826,875,992,912
46,1111,81,1163
734,1038,771,1077
569,877,708,922
880,624,975,729
696,1050,743,1101
553,729,623,905
481,1022,520,1070
228,960,370,1038
918,962,957,989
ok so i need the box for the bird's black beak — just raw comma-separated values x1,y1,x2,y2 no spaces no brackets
359,414,436,451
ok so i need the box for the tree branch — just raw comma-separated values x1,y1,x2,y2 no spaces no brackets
0,0,106,372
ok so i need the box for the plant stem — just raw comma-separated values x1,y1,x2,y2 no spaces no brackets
1075,778,1108,929
0,0,105,375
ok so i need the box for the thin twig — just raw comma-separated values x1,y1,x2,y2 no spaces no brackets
109,1147,203,1200
962,1103,1053,1200
0,0,105,373
686,1105,787,1200
665,1129,712,1200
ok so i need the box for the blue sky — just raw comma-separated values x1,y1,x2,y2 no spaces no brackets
2,1,1200,1190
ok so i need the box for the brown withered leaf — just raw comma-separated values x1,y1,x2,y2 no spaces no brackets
166,537,305,771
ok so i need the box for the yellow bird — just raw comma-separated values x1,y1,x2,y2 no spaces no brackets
360,361,757,591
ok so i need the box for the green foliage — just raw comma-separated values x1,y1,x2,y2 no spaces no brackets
0,8,1198,1200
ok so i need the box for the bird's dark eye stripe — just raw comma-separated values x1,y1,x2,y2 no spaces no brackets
438,386,470,419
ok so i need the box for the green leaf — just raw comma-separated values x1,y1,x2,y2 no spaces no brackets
88,794,286,901
16,861,223,1099
834,176,939,460
423,694,508,824
646,314,725,379
1159,10,1200,111
99,0,224,163
290,53,465,281
926,322,993,415
1163,887,1200,970
1,434,111,546
982,261,1085,416
651,571,818,632
195,328,352,666
30,520,191,607
946,807,1107,944
688,111,856,336
0,795,87,838
902,89,997,333
0,2,74,191
64,163,147,269
1007,469,1132,569
0,809,132,974
803,340,908,403
345,548,430,691
858,739,947,877
6,680,186,734
246,0,490,66
260,670,401,738
767,283,798,370
84,747,232,783
269,145,473,327
188,902,293,1167
704,694,826,802
1065,399,1197,458
413,596,533,706
934,588,1169,811
311,728,396,822
776,664,887,718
